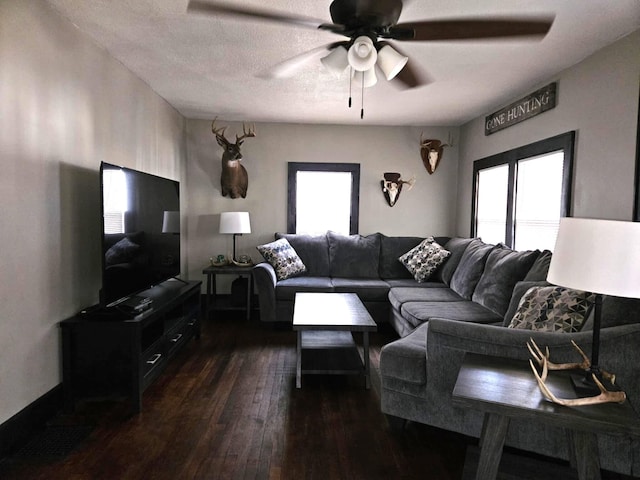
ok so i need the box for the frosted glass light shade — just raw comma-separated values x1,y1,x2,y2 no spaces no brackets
219,211,251,234
321,46,349,76
377,44,408,80
352,68,377,88
547,217,640,298
347,36,377,71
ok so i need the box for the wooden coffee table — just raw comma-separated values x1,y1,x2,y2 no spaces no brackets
292,292,377,389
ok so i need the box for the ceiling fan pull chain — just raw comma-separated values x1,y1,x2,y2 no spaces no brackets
348,66,352,108
360,75,364,119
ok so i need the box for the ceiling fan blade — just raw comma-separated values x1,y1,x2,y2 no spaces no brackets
258,42,347,79
391,17,554,41
187,0,336,31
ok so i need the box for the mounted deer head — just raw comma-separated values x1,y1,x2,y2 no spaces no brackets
381,172,415,207
420,132,453,175
212,117,256,199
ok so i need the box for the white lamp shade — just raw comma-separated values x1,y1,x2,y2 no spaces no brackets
219,211,251,234
162,211,180,233
547,217,640,298
376,44,408,80
321,46,349,76
347,36,377,72
352,68,377,88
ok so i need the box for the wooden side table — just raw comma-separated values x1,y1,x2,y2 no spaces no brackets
202,264,254,320
452,353,640,480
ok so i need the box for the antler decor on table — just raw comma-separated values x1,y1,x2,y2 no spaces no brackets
527,339,626,407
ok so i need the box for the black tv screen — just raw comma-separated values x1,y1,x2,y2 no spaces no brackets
100,162,180,307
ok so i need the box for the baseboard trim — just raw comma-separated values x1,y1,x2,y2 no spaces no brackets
0,384,63,459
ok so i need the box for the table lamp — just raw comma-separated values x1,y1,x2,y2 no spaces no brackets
547,217,640,391
219,211,251,262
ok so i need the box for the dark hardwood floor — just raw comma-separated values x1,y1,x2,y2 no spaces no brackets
0,312,634,479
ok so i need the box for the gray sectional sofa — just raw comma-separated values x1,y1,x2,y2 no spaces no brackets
253,231,640,475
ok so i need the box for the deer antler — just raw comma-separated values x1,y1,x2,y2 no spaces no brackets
529,356,626,406
419,132,430,147
399,176,416,191
211,117,229,145
527,339,616,384
236,123,256,144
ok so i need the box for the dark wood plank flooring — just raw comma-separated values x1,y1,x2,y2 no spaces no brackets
0,312,634,479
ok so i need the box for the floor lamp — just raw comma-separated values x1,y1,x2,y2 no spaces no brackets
219,211,251,263
547,217,640,391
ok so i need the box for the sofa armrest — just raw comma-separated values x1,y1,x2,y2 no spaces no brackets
426,318,640,412
252,262,277,322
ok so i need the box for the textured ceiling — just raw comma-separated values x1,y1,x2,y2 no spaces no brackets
47,0,640,126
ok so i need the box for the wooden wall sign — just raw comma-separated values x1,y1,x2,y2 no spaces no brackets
485,83,557,135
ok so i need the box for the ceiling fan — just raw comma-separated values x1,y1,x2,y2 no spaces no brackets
187,0,553,117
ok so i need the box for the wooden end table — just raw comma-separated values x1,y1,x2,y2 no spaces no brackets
202,264,253,320
452,353,640,480
292,292,377,389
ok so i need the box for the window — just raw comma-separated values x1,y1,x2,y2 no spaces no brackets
472,131,575,251
288,162,360,235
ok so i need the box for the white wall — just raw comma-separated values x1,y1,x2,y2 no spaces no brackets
0,1,186,424
456,30,640,236
185,121,460,286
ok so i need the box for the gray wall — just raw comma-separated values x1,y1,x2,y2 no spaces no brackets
456,30,640,236
185,121,460,285
0,1,186,425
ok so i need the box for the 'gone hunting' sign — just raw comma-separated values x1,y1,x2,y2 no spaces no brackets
485,83,557,135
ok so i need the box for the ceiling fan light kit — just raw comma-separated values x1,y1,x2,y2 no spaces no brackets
320,45,349,76
377,44,408,81
347,36,377,71
352,68,377,88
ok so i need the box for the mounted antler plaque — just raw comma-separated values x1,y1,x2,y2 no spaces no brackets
420,133,453,175
381,172,415,207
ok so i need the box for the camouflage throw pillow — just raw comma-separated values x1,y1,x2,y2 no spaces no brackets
257,238,307,280
398,237,451,283
508,286,595,333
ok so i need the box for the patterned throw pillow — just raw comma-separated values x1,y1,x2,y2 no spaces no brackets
508,286,595,333
398,237,451,283
256,238,307,280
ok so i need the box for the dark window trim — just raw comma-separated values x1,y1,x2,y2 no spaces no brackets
634,86,640,222
287,162,360,234
471,131,575,245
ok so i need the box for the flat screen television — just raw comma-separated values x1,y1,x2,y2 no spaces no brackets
99,162,180,307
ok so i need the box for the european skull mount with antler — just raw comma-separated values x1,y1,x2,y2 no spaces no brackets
211,118,256,199
381,172,415,207
420,133,453,175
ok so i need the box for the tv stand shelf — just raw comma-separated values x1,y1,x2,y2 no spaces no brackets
60,280,201,413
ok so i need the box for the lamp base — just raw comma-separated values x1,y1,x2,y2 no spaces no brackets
570,369,620,396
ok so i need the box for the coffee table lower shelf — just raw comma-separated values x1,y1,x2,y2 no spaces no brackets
296,330,366,388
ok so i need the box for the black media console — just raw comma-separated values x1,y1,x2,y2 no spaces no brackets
60,280,201,413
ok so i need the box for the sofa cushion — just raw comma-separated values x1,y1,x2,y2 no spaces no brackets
257,238,307,280
275,276,334,301
105,236,141,266
380,322,429,385
384,279,448,288
449,239,494,299
401,301,503,329
472,246,540,317
389,287,463,311
508,285,595,333
378,234,424,279
327,231,381,278
524,249,552,282
434,237,474,284
331,278,390,302
275,233,330,277
399,237,451,283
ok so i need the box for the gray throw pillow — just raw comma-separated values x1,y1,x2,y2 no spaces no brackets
398,237,451,283
105,237,140,266
256,238,307,280
523,250,553,282
434,237,474,285
508,285,595,333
